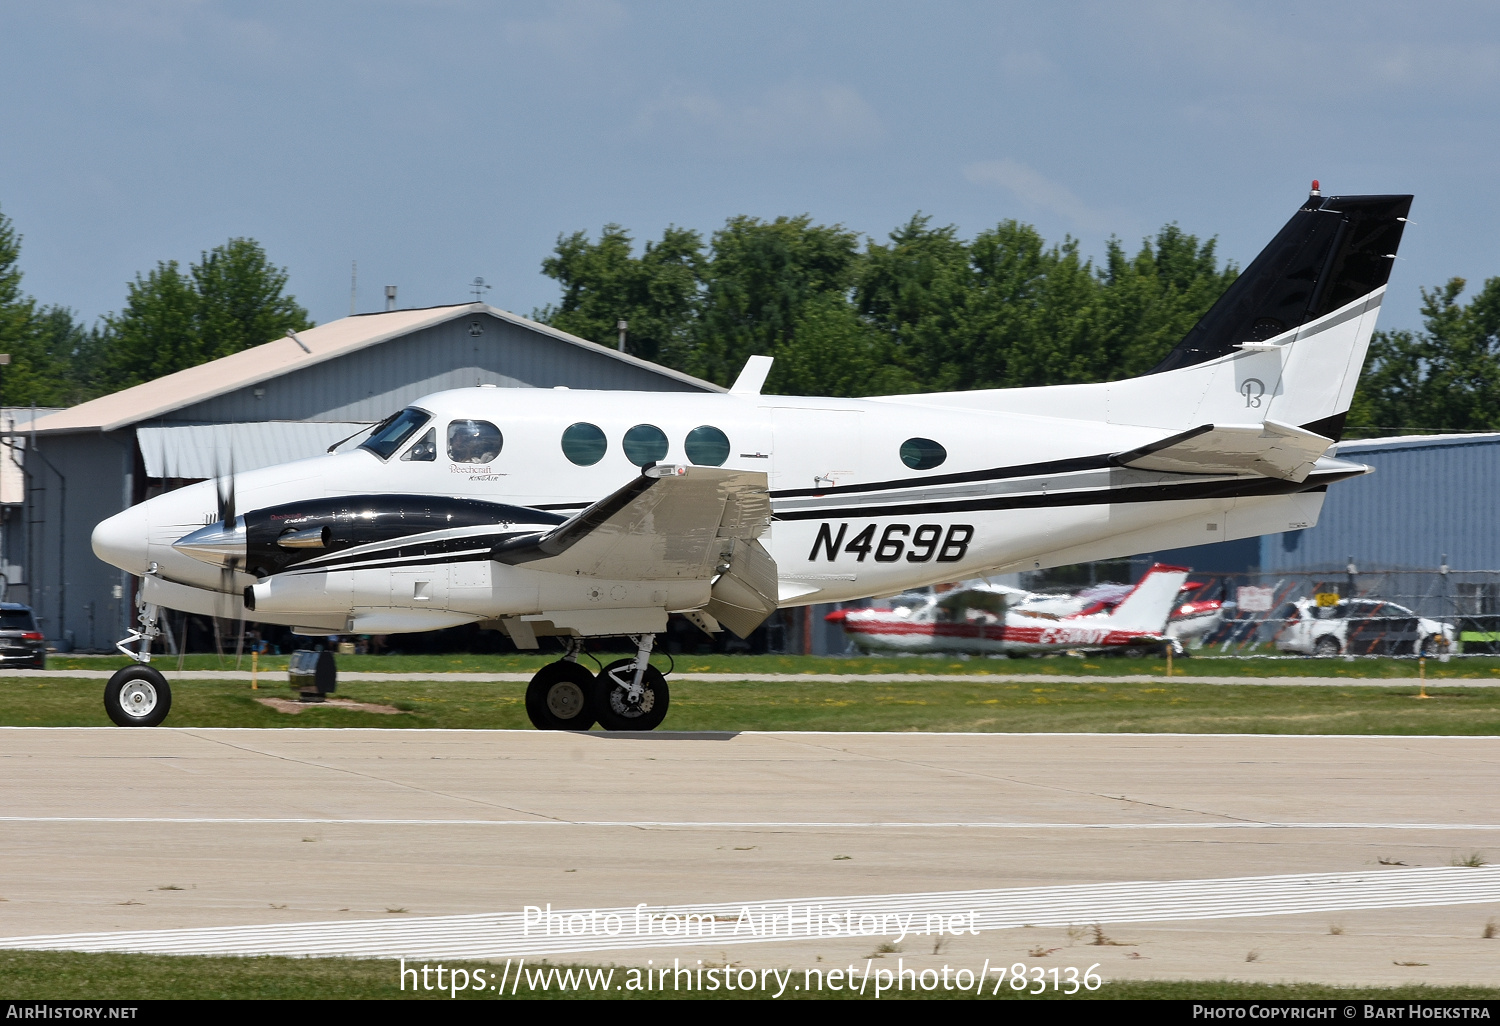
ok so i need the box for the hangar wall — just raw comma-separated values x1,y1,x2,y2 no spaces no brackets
1261,433,1500,573
1128,432,1500,583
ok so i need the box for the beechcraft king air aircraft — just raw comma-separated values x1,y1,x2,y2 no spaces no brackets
91,185,1411,730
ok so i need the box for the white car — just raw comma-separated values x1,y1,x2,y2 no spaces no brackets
1275,597,1455,657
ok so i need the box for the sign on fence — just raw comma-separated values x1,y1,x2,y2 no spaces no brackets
1235,586,1275,613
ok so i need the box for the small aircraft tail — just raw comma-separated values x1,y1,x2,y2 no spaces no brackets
881,186,1414,443
1102,564,1190,633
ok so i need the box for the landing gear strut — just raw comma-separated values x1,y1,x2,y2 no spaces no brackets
593,633,669,732
105,595,173,727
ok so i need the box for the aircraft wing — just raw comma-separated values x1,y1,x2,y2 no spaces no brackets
494,464,777,637
1112,420,1333,483
934,587,1009,616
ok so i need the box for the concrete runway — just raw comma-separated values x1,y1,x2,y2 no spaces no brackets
2,727,1498,986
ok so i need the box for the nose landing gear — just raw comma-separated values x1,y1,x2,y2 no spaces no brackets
105,598,173,727
523,634,670,732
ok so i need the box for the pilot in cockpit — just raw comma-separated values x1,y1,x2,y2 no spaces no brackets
448,419,503,464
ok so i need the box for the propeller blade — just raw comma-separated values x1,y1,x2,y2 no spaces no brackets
215,450,236,526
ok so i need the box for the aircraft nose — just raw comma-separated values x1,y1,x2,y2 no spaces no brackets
92,504,152,574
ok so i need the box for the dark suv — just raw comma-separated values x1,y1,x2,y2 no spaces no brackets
0,604,46,668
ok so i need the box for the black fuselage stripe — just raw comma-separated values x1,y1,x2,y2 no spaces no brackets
770,453,1117,499
771,474,1346,521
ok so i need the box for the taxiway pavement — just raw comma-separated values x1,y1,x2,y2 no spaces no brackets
2,728,1497,985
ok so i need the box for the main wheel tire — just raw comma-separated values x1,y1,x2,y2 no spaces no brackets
593,658,670,732
524,661,598,730
104,665,172,727
1314,635,1341,657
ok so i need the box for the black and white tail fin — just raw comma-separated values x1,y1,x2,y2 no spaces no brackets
1104,564,1190,634
1144,186,1413,440
888,185,1414,444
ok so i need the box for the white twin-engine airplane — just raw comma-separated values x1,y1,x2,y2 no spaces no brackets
92,186,1411,730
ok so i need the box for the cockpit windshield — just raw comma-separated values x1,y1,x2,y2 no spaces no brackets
360,407,432,460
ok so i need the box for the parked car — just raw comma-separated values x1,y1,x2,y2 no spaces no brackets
1275,597,1455,657
0,603,46,668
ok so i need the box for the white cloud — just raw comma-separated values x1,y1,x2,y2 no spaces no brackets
962,159,1111,232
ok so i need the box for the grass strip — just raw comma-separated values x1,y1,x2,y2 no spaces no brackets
49,651,1500,680
4,676,1498,733
1,951,1497,1000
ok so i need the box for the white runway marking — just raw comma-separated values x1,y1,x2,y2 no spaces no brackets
2,868,1497,961
3,816,1500,830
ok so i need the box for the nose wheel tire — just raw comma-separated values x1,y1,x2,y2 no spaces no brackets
524,661,598,731
593,658,669,732
104,665,173,727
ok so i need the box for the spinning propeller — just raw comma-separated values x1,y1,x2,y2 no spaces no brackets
213,449,247,666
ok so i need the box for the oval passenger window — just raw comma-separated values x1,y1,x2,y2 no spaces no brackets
622,424,668,466
561,422,607,466
447,420,503,464
684,425,730,467
900,437,946,471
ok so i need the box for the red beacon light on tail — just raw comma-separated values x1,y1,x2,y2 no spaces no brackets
1310,179,1321,197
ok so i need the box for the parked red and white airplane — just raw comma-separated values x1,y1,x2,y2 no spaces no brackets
826,564,1190,656
89,186,1410,730
1010,579,1228,647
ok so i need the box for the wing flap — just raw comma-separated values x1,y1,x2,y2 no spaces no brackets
1114,420,1333,482
496,464,774,584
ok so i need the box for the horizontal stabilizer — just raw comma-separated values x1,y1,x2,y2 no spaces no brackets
495,464,773,585
1113,420,1333,483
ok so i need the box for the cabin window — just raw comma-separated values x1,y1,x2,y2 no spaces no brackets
360,407,431,461
899,437,947,471
622,424,669,466
561,422,607,466
400,427,437,462
447,420,503,464
684,425,730,467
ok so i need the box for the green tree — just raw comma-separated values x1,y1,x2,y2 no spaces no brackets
690,215,861,385
537,224,703,365
101,239,312,388
765,294,918,397
193,238,313,361
102,260,202,388
0,205,30,356
1094,225,1239,378
1348,277,1500,434
0,206,99,407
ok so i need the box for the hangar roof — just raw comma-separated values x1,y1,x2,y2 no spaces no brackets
30,303,722,435
1335,431,1500,454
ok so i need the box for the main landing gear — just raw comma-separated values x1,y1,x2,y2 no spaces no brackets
105,598,173,727
524,634,670,733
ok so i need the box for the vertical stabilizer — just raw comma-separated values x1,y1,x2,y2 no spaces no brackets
1104,564,1190,633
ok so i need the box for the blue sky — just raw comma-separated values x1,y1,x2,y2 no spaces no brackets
2,1,1497,336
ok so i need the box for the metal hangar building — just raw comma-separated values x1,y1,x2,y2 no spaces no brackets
19,303,719,651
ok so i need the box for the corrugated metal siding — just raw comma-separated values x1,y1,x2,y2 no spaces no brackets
169,314,707,424
1261,436,1500,572
137,422,371,478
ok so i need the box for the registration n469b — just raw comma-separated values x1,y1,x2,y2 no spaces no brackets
808,523,973,563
